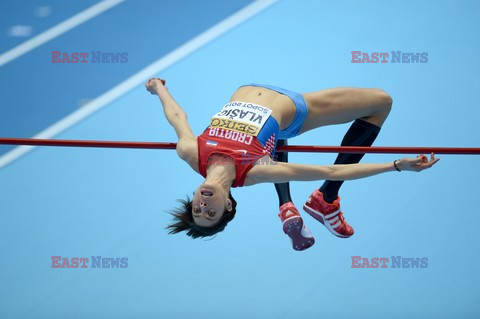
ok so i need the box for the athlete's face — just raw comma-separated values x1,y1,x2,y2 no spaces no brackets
192,182,232,227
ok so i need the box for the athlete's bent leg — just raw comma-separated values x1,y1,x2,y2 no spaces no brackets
274,139,315,251
301,88,393,238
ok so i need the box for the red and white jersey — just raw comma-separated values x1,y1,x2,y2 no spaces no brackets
197,101,280,187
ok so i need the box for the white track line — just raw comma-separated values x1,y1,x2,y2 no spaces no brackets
0,0,279,169
0,0,125,67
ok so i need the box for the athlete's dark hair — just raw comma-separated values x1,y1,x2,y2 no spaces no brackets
166,192,237,239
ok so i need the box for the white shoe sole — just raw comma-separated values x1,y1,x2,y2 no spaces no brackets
282,216,315,251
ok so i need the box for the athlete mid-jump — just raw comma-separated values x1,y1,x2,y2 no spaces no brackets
146,78,438,251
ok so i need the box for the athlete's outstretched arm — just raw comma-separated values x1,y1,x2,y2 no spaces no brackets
145,78,198,163
145,78,195,141
252,153,439,184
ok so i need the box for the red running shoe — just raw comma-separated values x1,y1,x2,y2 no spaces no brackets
303,190,354,238
278,202,315,251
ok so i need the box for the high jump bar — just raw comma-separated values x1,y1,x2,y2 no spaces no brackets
0,138,479,154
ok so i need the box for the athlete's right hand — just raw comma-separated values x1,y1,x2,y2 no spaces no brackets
145,78,166,95
397,153,439,172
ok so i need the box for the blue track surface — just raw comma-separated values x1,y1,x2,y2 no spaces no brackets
1,0,480,318
0,0,252,154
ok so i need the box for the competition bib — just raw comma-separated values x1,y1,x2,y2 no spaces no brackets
208,101,272,137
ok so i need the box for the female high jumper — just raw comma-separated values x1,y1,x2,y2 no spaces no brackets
145,78,438,251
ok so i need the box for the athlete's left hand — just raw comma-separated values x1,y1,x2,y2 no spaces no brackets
397,153,440,172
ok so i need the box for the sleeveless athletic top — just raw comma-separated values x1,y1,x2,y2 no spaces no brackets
197,101,280,187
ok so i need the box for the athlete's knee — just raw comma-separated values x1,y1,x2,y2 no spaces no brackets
374,89,393,113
